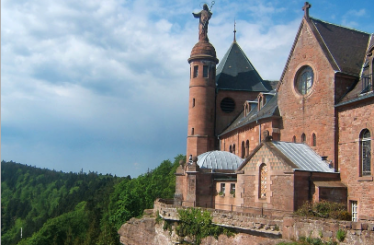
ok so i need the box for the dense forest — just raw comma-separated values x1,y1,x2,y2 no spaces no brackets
1,154,184,245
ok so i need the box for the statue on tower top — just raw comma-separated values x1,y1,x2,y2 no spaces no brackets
193,4,212,41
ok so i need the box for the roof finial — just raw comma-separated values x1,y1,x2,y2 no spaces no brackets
233,20,237,42
302,2,311,20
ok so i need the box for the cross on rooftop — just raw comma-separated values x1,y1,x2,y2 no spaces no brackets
302,2,311,19
234,20,237,42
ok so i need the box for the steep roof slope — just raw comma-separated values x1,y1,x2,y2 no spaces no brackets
216,41,270,92
279,17,370,86
310,17,370,76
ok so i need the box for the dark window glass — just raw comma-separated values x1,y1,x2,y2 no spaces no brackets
361,129,371,176
193,65,198,78
220,97,235,113
312,133,316,146
295,66,314,94
203,65,209,77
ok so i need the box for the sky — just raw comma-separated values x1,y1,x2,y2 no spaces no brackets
2,0,373,177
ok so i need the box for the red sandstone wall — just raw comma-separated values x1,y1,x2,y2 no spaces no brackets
215,90,259,136
220,121,274,157
196,173,214,208
187,60,216,159
278,19,337,164
338,100,374,221
214,180,238,211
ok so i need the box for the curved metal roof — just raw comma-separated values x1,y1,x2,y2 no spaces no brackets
197,151,243,170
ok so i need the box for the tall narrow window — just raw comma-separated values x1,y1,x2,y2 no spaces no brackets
229,145,232,153
191,128,194,135
230,184,235,196
312,133,316,146
360,129,371,176
220,183,225,195
246,140,250,157
192,98,195,107
203,65,209,77
193,65,198,78
233,144,236,154
351,201,358,222
259,164,267,198
301,133,306,143
241,141,245,158
292,136,296,143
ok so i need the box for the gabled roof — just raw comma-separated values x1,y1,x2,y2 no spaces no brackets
197,151,243,170
216,41,270,92
279,16,370,87
238,141,335,173
310,17,370,76
219,93,279,136
336,33,374,106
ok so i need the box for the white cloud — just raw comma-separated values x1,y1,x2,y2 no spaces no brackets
2,0,370,177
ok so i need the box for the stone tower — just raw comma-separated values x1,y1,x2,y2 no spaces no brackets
186,4,219,160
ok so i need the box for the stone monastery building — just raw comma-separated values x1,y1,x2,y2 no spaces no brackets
174,2,374,222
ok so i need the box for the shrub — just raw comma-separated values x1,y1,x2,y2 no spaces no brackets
294,201,349,220
336,229,346,242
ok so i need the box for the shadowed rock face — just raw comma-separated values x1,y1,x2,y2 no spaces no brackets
117,209,281,245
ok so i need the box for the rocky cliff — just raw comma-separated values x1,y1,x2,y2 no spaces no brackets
117,209,282,245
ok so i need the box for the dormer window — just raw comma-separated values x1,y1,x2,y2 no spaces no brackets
244,102,251,116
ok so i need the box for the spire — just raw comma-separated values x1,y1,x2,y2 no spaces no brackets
233,20,237,42
302,2,311,20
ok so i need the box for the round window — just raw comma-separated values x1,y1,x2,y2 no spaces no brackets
295,66,314,95
220,97,235,113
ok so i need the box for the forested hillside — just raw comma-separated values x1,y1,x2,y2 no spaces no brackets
1,154,184,245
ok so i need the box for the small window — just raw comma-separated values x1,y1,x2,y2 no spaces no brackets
360,129,371,176
241,141,245,158
233,144,236,154
259,164,267,198
229,145,232,153
192,98,195,107
292,136,296,143
220,183,225,195
220,97,235,113
203,65,209,78
351,201,358,222
246,140,250,157
312,133,316,146
191,128,194,135
230,184,235,196
301,133,306,143
193,65,198,78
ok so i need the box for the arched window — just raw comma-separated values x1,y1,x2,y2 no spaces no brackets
191,128,194,135
246,140,250,157
241,141,245,158
301,133,306,143
360,129,371,176
292,136,296,143
295,66,314,95
259,164,267,198
233,144,236,154
229,145,232,153
312,133,316,146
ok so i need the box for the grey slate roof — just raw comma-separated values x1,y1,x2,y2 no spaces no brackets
271,141,334,172
220,93,279,136
337,34,374,106
197,151,243,170
309,17,370,76
216,41,270,92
